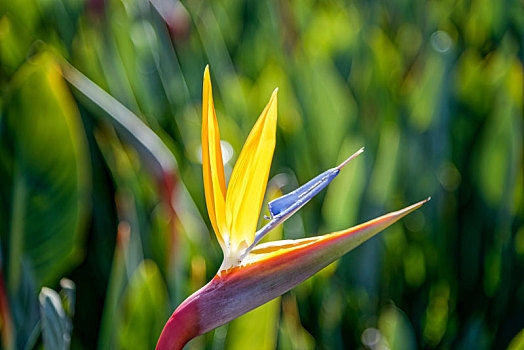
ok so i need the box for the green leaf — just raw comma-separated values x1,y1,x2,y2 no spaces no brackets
117,260,169,350
369,123,400,204
9,262,40,350
97,220,129,350
322,137,366,230
378,305,416,350
278,295,315,350
225,297,281,350
507,328,524,350
61,61,177,184
5,52,91,287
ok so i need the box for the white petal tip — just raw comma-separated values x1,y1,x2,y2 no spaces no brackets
412,197,431,208
336,147,365,170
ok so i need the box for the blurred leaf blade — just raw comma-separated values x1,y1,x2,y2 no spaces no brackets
116,260,168,350
61,61,177,179
225,297,281,350
5,52,91,287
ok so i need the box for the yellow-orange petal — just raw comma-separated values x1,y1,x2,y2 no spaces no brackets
202,66,228,249
225,88,278,254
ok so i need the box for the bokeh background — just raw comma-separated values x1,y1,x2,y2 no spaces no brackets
1,0,523,349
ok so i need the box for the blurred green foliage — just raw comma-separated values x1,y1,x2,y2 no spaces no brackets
0,0,523,349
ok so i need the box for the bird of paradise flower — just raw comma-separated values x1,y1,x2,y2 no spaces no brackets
156,66,429,349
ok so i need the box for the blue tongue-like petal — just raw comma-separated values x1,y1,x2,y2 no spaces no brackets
245,147,364,254
267,168,338,219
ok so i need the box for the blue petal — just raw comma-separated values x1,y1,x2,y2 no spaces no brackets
249,168,338,249
267,168,339,219
244,147,364,254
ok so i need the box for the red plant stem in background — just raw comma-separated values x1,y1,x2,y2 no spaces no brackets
161,170,180,272
87,0,105,16
0,267,14,349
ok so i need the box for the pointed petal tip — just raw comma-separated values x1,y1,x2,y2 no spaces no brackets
410,196,431,210
267,88,278,111
269,88,278,104
336,146,365,170
203,65,211,85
